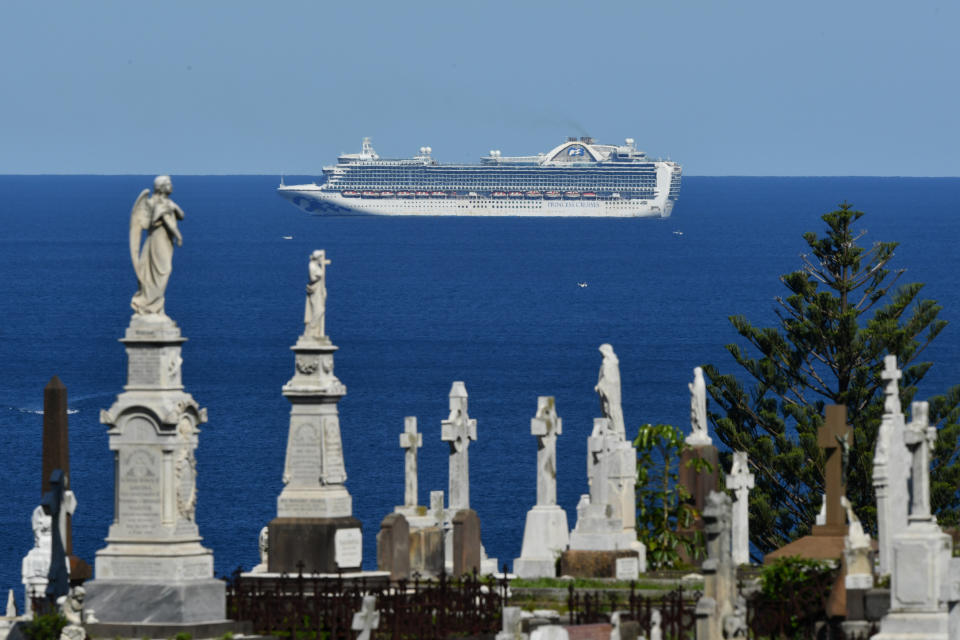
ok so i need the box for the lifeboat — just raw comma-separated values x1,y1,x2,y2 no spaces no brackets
361,190,379,198
508,191,523,198
431,191,445,197
564,191,581,199
415,191,430,198
492,191,507,198
545,191,561,199
342,191,360,197
582,192,597,199
381,191,394,197
526,191,542,198
397,191,413,198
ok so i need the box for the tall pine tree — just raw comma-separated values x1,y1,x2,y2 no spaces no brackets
704,204,960,555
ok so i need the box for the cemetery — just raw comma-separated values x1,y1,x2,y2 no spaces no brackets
4,179,960,640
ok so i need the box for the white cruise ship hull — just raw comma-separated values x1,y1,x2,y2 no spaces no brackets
278,186,675,218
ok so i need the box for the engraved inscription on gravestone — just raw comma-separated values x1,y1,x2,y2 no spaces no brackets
287,422,321,485
322,417,346,483
127,352,163,387
615,556,640,581
118,448,162,537
335,528,363,568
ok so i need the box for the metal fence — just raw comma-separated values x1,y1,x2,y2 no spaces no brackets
566,583,699,639
226,567,507,640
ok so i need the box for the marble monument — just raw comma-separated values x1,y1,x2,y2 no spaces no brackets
873,355,911,577
514,397,570,578
268,250,362,572
725,451,754,566
85,177,224,626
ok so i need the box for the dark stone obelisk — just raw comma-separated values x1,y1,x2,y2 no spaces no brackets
41,376,92,582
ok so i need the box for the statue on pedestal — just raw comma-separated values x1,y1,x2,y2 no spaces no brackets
595,344,625,438
304,250,331,339
129,175,184,316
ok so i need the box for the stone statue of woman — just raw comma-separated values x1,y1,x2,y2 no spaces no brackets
686,367,712,445
304,250,330,338
129,176,184,316
595,344,625,438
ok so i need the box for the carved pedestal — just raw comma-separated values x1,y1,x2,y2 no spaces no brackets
85,315,226,625
268,335,362,573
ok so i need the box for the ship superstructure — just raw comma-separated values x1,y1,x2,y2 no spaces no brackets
278,137,681,218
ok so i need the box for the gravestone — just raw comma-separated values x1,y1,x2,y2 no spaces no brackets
268,251,362,573
452,509,481,576
874,401,951,639
397,417,422,515
566,347,644,574
440,383,497,574
695,492,745,640
873,355,911,576
376,513,410,581
442,382,477,512
84,180,230,630
41,377,91,582
530,626,570,640
408,490,444,578
678,368,720,563
497,606,527,640
514,397,570,578
765,405,853,617
725,452,754,565
351,595,380,640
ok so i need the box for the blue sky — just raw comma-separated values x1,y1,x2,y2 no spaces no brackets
1,0,957,175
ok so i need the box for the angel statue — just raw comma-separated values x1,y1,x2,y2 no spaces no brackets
595,344,625,438
130,175,184,316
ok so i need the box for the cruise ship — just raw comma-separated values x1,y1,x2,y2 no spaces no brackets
277,137,681,218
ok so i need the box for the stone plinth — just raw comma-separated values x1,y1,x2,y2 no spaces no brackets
269,517,362,573
514,506,569,578
85,315,222,625
558,550,641,579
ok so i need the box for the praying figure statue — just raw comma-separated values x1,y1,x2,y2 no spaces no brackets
129,175,184,316
304,250,331,338
595,344,625,438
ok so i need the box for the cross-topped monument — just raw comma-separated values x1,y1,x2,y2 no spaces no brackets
882,355,902,415
815,405,853,535
441,381,477,511
399,416,422,511
726,452,755,566
531,396,562,506
351,595,380,640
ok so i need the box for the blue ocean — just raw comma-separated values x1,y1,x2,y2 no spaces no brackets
1,176,958,603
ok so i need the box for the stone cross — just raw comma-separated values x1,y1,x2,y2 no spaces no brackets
351,594,380,640
399,417,422,509
531,396,562,506
882,354,902,415
725,451,754,565
905,401,936,522
817,405,853,532
441,382,477,511
41,470,73,603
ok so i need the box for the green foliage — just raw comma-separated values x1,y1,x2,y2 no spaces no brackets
757,557,836,637
634,423,711,569
704,204,960,554
759,556,832,599
173,633,193,640
22,613,67,640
